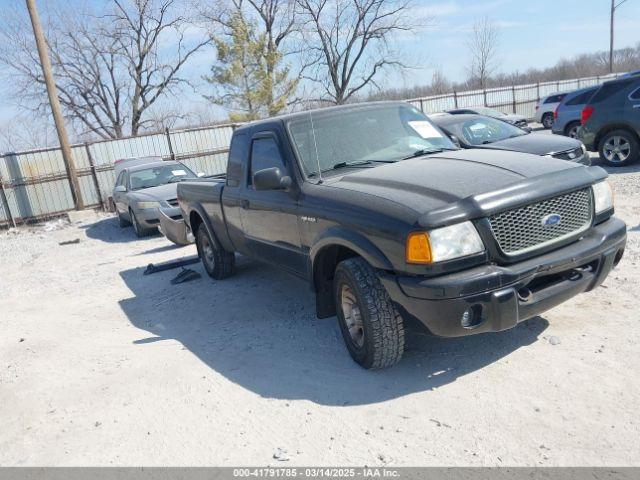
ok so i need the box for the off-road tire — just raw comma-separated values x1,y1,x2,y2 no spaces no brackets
334,257,405,369
130,209,153,237
195,225,235,280
565,121,581,138
598,129,640,167
542,113,554,129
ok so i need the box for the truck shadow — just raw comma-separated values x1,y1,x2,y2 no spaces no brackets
118,257,549,406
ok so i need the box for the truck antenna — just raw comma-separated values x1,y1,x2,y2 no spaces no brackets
309,110,323,184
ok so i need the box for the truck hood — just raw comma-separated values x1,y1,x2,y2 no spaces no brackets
328,149,601,225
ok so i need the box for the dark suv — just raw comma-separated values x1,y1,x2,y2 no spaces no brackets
579,74,640,166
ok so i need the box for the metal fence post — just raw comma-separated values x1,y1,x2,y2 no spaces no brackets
419,98,424,112
483,89,488,106
511,86,516,113
0,173,16,228
165,127,175,161
536,83,540,103
84,143,104,210
453,91,458,108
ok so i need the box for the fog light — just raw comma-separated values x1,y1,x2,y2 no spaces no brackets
461,305,482,329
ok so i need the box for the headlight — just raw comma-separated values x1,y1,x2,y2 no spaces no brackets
406,221,484,264
592,181,613,214
136,201,160,209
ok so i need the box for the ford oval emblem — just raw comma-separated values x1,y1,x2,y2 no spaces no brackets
541,213,562,227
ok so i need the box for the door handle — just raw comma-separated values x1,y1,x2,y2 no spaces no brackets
240,199,250,209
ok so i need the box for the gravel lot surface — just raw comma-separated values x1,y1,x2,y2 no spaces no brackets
1,148,639,466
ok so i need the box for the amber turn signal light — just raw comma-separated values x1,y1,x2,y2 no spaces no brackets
406,232,432,264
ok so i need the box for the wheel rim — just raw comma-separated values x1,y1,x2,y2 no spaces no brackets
569,125,579,138
340,284,365,348
603,136,631,163
200,233,215,269
543,115,553,128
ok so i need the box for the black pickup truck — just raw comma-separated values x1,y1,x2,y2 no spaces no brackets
177,102,626,369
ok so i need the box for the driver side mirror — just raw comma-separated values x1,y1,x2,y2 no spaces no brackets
197,172,205,177
449,134,461,148
114,185,126,193
253,167,292,191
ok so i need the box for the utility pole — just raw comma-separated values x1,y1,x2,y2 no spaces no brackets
609,0,630,74
25,0,84,210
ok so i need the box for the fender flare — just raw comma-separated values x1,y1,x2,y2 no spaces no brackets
310,226,394,273
187,204,224,250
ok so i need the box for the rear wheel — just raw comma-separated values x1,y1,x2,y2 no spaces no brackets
334,257,405,369
195,225,235,279
599,129,639,166
542,113,554,129
565,121,580,138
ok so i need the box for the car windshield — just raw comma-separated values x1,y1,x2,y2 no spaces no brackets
129,164,196,190
475,107,506,117
287,104,456,177
446,116,528,146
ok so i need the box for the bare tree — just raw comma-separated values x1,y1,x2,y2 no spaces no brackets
112,0,210,135
0,0,209,140
430,68,450,95
466,16,499,89
296,0,415,104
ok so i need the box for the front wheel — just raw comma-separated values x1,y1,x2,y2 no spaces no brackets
130,209,153,237
334,258,405,369
599,129,639,166
116,207,131,228
195,225,235,279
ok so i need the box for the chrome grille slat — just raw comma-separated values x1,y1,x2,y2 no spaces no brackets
489,188,593,256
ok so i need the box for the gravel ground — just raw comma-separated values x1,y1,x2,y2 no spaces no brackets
0,149,639,466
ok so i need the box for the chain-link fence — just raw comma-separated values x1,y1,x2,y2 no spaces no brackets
0,123,236,228
0,72,626,228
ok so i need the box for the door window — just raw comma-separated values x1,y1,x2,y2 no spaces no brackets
249,137,286,186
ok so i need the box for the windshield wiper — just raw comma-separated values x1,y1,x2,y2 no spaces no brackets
402,146,458,160
325,159,396,172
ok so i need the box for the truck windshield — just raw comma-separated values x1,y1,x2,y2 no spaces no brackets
129,164,196,190
287,104,456,177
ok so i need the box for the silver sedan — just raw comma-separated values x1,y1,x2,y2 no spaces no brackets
112,161,198,237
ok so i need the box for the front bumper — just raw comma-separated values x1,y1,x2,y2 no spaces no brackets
379,217,626,337
136,206,181,228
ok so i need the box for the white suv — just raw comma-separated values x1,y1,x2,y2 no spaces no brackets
535,93,567,129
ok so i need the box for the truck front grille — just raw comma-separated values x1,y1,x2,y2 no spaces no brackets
488,188,593,256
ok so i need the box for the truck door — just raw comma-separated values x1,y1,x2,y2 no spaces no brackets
239,132,306,276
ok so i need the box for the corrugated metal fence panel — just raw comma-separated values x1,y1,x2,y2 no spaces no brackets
169,125,234,175
88,132,171,166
